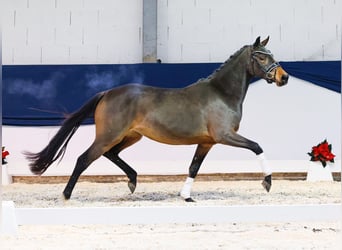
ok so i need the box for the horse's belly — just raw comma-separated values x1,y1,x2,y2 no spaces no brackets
133,124,213,145
141,133,214,145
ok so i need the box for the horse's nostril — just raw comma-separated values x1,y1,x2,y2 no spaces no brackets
281,74,289,83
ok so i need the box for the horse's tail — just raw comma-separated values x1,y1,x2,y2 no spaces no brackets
24,92,106,175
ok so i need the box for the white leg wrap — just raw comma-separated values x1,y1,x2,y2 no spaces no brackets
257,153,272,176
180,177,194,199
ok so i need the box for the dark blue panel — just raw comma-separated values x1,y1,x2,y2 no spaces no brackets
281,61,341,92
2,61,340,126
2,63,222,126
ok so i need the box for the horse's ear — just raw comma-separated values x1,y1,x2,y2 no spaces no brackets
261,36,270,46
253,37,261,48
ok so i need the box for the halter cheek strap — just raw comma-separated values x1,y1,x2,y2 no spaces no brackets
251,50,280,82
264,62,279,83
264,62,280,75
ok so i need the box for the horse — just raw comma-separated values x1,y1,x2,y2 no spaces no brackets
25,36,289,202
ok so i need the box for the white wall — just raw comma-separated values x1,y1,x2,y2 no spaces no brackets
2,0,143,64
157,0,341,62
2,0,341,64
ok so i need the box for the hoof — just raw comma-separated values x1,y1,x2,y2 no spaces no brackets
185,197,196,202
63,191,71,200
262,174,272,192
128,180,136,194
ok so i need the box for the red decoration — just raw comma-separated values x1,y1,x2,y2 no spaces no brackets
2,147,9,159
308,140,335,167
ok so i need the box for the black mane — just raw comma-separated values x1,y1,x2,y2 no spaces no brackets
205,45,250,80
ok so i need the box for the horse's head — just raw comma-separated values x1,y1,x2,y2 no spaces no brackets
249,36,289,86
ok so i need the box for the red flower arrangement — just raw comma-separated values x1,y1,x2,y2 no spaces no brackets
308,139,335,167
2,146,10,165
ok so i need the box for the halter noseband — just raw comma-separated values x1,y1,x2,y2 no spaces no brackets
251,50,280,83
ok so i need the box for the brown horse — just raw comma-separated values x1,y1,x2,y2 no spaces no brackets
25,37,289,202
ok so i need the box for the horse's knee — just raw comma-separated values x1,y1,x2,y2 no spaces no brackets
251,142,263,155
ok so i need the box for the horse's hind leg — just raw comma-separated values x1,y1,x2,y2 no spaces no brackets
103,132,142,194
180,143,213,202
63,142,106,199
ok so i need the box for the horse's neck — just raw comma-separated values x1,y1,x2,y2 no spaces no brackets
210,51,252,105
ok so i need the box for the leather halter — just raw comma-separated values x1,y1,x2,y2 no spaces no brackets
251,50,280,83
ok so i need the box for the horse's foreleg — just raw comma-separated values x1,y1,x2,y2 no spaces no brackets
180,144,213,202
219,132,272,192
257,152,272,192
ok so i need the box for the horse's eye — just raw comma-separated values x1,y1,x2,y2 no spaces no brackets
257,55,266,61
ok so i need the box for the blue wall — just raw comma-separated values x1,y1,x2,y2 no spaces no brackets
3,61,340,126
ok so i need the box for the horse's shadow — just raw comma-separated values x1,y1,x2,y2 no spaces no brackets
71,189,252,204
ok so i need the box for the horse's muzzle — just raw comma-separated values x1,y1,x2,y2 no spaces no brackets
275,67,289,86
